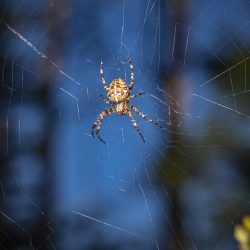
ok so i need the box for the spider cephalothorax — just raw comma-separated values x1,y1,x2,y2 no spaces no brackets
92,59,162,143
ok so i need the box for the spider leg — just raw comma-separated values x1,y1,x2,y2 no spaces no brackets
92,108,114,143
129,91,145,100
100,60,109,92
127,110,145,142
100,94,112,105
128,58,134,92
130,105,163,129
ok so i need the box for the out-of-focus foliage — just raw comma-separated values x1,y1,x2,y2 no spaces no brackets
234,216,250,250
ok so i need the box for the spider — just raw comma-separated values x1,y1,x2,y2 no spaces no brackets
92,59,163,143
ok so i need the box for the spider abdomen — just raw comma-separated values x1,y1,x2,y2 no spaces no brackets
108,78,129,103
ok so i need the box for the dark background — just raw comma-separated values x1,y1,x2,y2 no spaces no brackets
0,0,250,249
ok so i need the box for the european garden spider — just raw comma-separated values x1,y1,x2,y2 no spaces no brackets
92,59,162,143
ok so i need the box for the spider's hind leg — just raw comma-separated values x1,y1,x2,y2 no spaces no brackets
129,92,145,100
100,94,112,105
100,60,109,92
128,58,135,92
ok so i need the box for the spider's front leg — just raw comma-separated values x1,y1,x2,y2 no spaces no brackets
127,110,145,142
130,105,163,129
92,108,114,143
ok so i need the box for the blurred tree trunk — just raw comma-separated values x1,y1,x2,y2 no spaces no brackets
0,0,71,248
162,0,191,249
38,0,71,247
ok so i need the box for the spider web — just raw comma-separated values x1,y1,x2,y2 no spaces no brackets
0,0,250,249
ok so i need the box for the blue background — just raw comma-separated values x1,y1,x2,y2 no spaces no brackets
0,0,250,249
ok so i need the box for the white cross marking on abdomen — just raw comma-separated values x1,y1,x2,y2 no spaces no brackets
114,84,118,102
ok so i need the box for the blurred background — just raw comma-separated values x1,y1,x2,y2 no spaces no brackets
0,0,250,249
